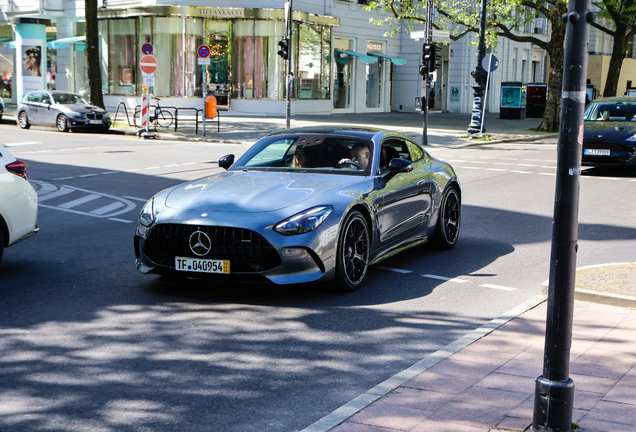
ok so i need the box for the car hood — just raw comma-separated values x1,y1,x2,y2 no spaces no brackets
164,170,358,213
584,121,636,140
60,104,108,114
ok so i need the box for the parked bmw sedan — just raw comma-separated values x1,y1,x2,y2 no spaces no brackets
583,96,636,166
17,91,111,132
135,127,461,291
0,143,39,264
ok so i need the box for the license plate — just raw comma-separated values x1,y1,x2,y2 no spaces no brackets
175,257,230,274
584,149,610,156
88,119,102,124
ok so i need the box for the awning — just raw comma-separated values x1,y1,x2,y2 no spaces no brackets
335,49,377,64
47,36,86,49
367,52,407,66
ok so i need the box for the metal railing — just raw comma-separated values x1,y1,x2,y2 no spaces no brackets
111,103,220,135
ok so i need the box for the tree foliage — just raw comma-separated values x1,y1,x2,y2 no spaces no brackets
365,0,567,131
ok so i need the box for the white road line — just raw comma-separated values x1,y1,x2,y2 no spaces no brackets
100,171,117,175
53,176,74,181
78,174,98,178
163,164,180,167
492,162,514,165
523,159,541,161
90,201,125,215
478,156,496,159
540,166,556,169
462,167,482,170
510,171,532,174
58,194,101,209
143,167,160,170
421,274,468,283
469,161,489,164
182,162,197,165
480,284,518,291
124,168,141,172
123,196,149,202
516,164,538,167
486,168,507,172
500,158,518,161
3,141,42,147
375,266,413,274
108,218,134,223
538,173,557,176
38,187,74,202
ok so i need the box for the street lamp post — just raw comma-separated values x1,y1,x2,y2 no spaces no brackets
467,0,488,134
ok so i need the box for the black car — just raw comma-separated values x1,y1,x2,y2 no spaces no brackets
17,91,111,132
583,97,636,166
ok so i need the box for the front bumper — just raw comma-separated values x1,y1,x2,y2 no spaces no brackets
67,117,111,129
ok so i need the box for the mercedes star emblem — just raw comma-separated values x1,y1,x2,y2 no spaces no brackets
189,230,212,256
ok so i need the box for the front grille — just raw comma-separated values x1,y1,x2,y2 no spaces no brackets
144,224,281,272
86,113,103,120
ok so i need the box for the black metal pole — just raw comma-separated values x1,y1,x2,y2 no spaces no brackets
532,1,592,430
286,0,293,129
421,0,433,146
467,0,488,134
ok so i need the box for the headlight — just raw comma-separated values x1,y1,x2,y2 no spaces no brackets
68,111,86,118
139,198,155,227
627,134,636,142
274,206,333,236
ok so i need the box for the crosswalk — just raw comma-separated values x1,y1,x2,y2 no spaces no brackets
37,184,139,223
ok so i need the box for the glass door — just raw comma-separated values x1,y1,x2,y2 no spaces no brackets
333,38,352,109
206,21,231,107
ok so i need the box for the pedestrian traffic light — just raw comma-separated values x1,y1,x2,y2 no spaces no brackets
278,38,290,60
425,43,442,73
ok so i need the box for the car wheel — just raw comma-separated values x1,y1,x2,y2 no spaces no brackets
18,112,30,129
335,210,370,292
431,186,461,250
57,115,69,132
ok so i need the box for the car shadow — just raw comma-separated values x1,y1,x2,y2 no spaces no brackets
582,165,636,178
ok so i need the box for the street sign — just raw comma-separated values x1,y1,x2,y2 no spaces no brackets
482,54,499,72
141,43,153,55
197,57,211,66
410,30,425,39
140,55,158,74
198,45,210,58
142,75,156,87
432,30,450,38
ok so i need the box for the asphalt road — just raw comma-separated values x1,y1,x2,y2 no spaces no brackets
1,125,635,432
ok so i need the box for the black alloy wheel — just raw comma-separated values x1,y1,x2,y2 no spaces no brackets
18,112,30,129
335,210,370,291
432,186,461,250
57,115,69,132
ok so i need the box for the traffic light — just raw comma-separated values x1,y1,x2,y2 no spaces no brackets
434,44,443,72
424,43,442,73
421,43,433,76
278,38,290,60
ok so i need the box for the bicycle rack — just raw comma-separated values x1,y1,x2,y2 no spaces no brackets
112,102,133,126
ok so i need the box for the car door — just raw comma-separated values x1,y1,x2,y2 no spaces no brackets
38,92,56,126
22,92,41,124
376,138,432,243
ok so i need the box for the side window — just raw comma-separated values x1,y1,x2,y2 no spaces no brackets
41,93,52,104
27,93,41,102
406,141,424,162
380,139,410,166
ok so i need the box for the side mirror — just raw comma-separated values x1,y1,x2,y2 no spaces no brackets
218,154,235,170
388,158,413,173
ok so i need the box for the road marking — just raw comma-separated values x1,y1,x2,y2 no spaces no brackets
124,168,141,172
486,168,507,172
500,158,518,161
510,171,532,174
78,174,98,178
123,196,149,202
163,164,180,167
538,173,556,176
516,164,538,167
3,141,42,147
100,171,117,175
143,167,160,170
38,187,75,202
480,284,518,291
182,162,197,165
54,177,75,180
523,159,541,161
540,166,557,169
108,218,134,224
58,194,101,209
462,166,482,170
90,201,125,215
421,274,468,283
375,266,413,274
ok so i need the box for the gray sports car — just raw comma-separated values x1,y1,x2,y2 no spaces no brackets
134,127,461,291
17,91,111,132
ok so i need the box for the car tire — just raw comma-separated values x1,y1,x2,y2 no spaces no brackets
431,185,461,250
334,210,370,292
57,115,69,132
18,112,30,129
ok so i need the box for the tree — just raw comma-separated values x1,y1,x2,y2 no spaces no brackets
590,0,636,97
365,0,568,131
85,0,104,108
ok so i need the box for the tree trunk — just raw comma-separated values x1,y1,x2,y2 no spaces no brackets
538,1,567,132
602,22,627,97
85,0,104,108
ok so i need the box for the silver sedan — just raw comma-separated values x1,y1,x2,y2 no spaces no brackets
134,127,461,291
17,91,111,132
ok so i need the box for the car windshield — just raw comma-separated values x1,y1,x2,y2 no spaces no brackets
584,101,636,122
231,135,374,175
52,93,89,105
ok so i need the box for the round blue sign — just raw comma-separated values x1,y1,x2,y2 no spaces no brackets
142,43,153,55
198,45,210,58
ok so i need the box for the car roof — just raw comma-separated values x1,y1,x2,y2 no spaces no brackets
591,96,636,104
265,126,408,142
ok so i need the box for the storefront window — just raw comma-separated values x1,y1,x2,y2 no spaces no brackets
185,18,205,97
108,19,137,96
298,24,322,100
233,20,254,99
99,20,108,96
207,21,231,105
333,38,352,109
153,17,184,97
366,41,382,108
321,27,331,99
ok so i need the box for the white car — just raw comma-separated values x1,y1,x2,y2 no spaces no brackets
0,144,38,263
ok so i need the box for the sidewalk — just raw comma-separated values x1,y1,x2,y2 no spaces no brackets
303,265,636,432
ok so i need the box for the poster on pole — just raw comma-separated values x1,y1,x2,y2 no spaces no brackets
18,39,44,98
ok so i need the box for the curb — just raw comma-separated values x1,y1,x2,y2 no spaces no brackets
539,262,636,309
299,295,548,432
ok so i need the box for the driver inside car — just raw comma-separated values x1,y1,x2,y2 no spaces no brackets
339,142,370,169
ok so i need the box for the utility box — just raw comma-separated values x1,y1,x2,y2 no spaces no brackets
526,83,547,118
500,82,526,119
